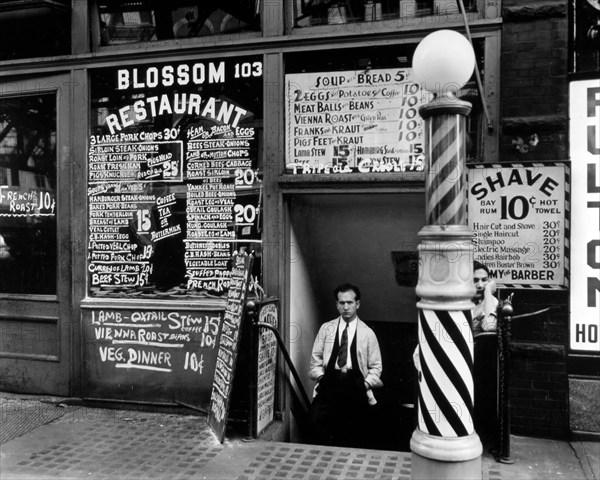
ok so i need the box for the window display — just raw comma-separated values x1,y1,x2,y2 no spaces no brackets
88,56,263,298
293,0,478,27
96,0,261,45
0,94,57,294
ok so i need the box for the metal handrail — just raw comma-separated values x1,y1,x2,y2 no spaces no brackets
254,321,312,410
496,299,561,464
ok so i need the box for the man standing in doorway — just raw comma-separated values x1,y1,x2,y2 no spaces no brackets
308,283,383,447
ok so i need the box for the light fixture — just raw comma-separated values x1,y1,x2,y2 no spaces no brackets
412,29,475,97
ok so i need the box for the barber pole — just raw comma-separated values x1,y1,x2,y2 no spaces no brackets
424,107,469,225
410,95,482,479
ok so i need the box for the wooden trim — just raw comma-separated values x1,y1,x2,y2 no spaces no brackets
0,18,502,77
263,52,284,300
0,353,60,362
89,0,101,51
80,297,227,311
263,0,284,37
278,172,426,190
0,296,58,315
483,30,500,162
0,294,57,302
71,67,89,397
71,0,89,55
0,315,57,322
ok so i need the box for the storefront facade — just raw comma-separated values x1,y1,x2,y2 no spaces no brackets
0,0,597,442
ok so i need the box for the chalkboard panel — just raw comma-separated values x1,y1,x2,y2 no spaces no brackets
208,254,253,442
254,298,278,436
82,306,223,408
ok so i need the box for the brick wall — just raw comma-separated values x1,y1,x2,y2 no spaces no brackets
498,1,571,438
502,289,569,438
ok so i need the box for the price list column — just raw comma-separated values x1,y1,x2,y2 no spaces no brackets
184,126,253,293
87,137,183,293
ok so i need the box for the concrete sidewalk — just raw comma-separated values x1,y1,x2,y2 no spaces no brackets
1,396,598,480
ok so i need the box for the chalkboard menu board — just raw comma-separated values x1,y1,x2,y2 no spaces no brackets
81,305,223,407
88,57,263,299
209,254,253,442
254,298,278,436
285,68,430,174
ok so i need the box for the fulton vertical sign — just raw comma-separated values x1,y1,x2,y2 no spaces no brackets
569,79,600,352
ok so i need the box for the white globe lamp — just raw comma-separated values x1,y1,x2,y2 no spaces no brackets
412,30,476,97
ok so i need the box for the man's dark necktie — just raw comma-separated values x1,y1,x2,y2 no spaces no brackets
337,322,348,368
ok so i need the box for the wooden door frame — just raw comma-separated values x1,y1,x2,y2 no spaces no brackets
0,73,73,395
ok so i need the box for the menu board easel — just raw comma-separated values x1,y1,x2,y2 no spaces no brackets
253,298,279,436
208,253,253,442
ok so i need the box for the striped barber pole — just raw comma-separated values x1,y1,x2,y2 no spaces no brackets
425,113,468,226
417,308,474,437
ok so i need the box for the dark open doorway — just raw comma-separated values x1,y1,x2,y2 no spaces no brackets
288,192,423,450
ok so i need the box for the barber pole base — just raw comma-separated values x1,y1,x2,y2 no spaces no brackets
411,430,482,480
410,225,482,479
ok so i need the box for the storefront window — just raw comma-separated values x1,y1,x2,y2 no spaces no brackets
0,1,70,60
95,1,261,46
0,94,58,294
88,57,263,299
293,0,477,27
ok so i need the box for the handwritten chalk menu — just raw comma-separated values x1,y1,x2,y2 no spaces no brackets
0,187,56,217
254,299,278,436
88,57,262,299
81,306,223,407
468,164,567,287
209,254,253,442
285,68,431,174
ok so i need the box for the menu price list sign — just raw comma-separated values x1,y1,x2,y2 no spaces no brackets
82,307,223,407
285,68,430,175
255,299,278,436
468,164,567,287
0,187,56,217
208,254,253,442
88,57,262,298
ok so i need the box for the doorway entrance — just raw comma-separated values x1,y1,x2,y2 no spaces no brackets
0,75,73,395
288,192,423,449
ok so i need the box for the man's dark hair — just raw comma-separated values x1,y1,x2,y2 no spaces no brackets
473,260,490,275
334,283,361,301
